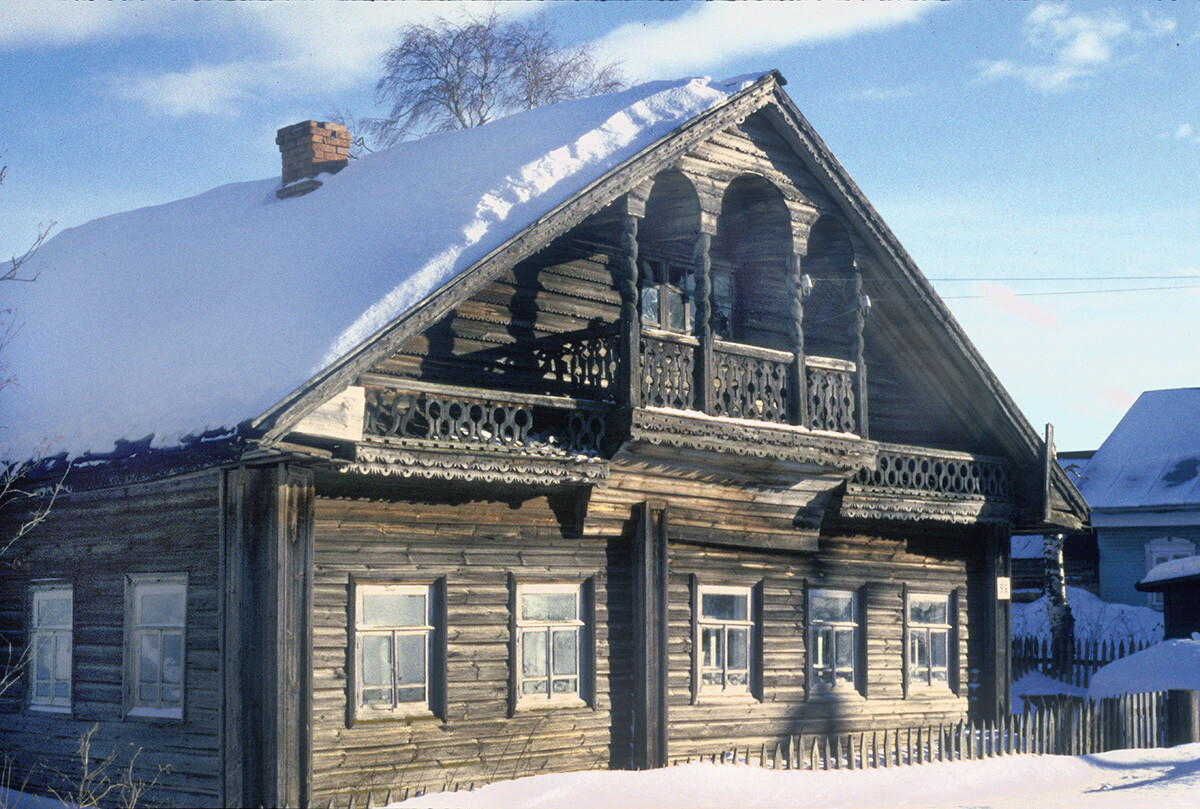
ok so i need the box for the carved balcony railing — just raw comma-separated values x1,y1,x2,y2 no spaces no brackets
361,381,606,456
853,444,1013,501
529,325,619,399
640,330,697,411
806,357,857,435
638,331,859,436
712,340,790,423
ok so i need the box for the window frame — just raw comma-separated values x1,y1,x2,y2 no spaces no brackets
349,577,445,724
29,581,73,713
514,582,587,708
639,257,694,335
124,573,187,721
807,587,860,696
1145,537,1195,610
694,583,756,698
904,590,952,693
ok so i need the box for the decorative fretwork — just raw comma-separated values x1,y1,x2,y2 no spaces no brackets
363,388,604,455
806,360,857,434
529,327,619,398
640,332,695,410
854,448,1013,501
711,342,790,423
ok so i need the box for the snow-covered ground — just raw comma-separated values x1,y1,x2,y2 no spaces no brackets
391,744,1200,808
1011,586,1162,645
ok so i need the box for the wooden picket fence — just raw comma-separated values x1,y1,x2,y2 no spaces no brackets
1012,635,1152,688
678,691,1168,772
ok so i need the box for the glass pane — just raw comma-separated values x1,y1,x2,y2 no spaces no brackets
522,630,547,678
38,597,71,629
640,285,661,327
552,677,577,694
362,591,425,628
360,634,392,688
162,685,182,706
702,592,747,622
141,591,184,626
522,592,576,622
812,627,830,668
55,681,71,699
523,680,547,695
728,671,748,687
728,628,749,670
35,682,49,698
667,289,686,332
55,633,71,679
835,628,855,672
362,687,391,706
396,685,426,703
139,683,158,703
931,629,948,670
161,632,183,685
811,592,853,624
36,636,52,680
701,627,723,669
701,670,722,687
909,597,947,626
139,633,161,684
910,633,928,677
395,633,426,688
552,629,578,676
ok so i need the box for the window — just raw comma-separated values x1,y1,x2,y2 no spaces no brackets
126,574,186,719
1145,538,1195,609
907,593,951,690
354,583,434,717
30,583,72,712
640,258,693,334
516,583,584,704
808,588,857,693
697,585,752,694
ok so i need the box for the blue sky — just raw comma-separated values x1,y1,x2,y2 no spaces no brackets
2,0,1198,451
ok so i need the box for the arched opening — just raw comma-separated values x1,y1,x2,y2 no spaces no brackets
637,170,702,335
712,175,793,351
802,216,856,361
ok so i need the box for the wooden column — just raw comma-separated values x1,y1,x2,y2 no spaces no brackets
693,231,713,415
221,463,314,809
618,213,642,413
789,253,809,428
850,268,868,438
633,500,669,769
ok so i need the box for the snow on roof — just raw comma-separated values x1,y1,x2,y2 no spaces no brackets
1140,554,1200,587
1087,637,1200,699
1075,388,1200,512
4,75,758,461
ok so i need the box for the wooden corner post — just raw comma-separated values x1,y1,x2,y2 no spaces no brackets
633,500,669,769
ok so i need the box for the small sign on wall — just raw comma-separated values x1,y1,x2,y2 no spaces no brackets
996,576,1011,601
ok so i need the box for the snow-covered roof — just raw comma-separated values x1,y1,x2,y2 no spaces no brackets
1139,554,1200,588
1075,388,1200,513
5,76,760,461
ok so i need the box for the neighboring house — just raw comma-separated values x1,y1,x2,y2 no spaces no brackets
0,73,1087,808
1137,556,1200,639
1076,389,1200,610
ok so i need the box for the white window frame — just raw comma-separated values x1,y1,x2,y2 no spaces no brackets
30,582,72,713
125,573,187,720
906,592,951,691
808,588,858,694
696,584,753,695
515,582,585,706
1145,537,1195,609
353,582,434,718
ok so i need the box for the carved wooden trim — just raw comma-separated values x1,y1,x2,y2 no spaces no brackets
347,443,609,486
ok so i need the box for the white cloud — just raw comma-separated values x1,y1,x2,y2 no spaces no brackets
978,3,1175,93
1173,123,1200,144
592,2,935,80
0,1,167,49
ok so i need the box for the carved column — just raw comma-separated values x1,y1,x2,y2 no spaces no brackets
789,253,809,428
693,231,713,415
618,213,642,412
850,268,868,438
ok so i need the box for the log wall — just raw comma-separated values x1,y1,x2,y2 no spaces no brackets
0,470,223,807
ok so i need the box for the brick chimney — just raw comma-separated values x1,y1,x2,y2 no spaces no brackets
275,120,351,199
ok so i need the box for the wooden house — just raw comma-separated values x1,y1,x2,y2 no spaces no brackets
0,72,1087,807
1076,389,1200,609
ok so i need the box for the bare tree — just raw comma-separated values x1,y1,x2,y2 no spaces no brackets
361,9,624,148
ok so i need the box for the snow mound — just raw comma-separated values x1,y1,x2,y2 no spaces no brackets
4,75,755,461
1010,671,1087,714
1087,638,1200,699
1011,586,1162,645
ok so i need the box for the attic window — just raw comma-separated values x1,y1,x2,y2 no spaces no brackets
640,258,693,334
